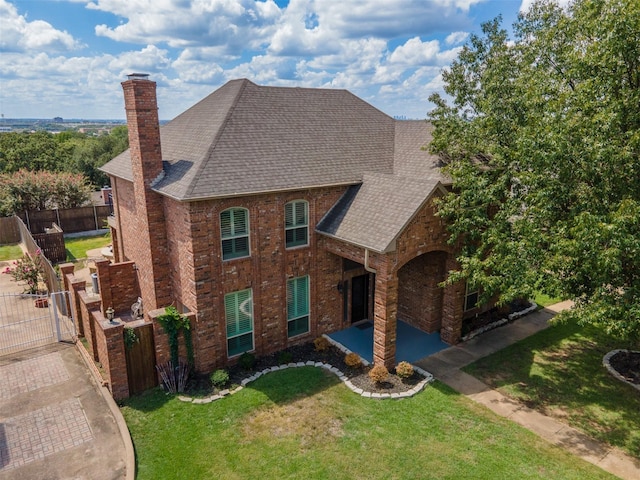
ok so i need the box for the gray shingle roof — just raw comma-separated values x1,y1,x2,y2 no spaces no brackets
101,80,450,252
101,79,396,200
315,121,450,253
316,173,447,253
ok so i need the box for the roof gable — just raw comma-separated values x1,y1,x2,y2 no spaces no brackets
316,173,447,253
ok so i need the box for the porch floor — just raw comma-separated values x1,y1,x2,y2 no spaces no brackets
327,320,449,364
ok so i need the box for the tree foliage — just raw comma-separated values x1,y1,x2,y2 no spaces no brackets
0,126,128,188
0,170,92,215
429,0,640,343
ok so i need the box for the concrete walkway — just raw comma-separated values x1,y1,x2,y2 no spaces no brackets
415,301,640,480
0,342,133,480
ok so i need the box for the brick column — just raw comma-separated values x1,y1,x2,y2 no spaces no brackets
441,254,464,344
93,311,129,400
372,260,398,370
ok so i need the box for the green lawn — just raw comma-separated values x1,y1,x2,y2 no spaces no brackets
464,322,640,459
533,291,562,308
65,234,111,261
121,367,615,480
0,243,24,261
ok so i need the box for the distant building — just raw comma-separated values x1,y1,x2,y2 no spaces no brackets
53,117,63,122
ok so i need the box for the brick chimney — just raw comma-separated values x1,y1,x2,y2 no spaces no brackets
121,74,171,312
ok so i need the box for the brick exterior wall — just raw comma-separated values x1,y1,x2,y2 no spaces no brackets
104,80,474,378
121,78,172,312
95,259,140,316
93,310,129,400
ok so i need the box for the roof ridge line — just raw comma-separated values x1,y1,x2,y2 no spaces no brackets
184,79,251,198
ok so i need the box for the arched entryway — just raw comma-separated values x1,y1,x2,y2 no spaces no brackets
397,251,447,334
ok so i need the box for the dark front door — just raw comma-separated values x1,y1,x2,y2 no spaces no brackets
351,274,370,323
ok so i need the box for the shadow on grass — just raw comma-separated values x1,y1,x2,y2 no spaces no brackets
242,366,341,404
120,386,173,412
464,322,640,459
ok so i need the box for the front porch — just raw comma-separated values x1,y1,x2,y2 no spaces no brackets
328,319,449,364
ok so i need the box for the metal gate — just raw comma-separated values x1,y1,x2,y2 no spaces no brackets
0,291,76,356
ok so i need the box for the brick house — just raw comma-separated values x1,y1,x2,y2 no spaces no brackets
99,74,481,376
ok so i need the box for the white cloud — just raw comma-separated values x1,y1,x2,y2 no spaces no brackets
389,37,462,66
445,31,469,45
0,0,83,53
91,0,282,53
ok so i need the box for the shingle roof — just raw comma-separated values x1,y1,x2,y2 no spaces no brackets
316,173,447,253
101,79,396,200
315,121,450,253
101,80,450,252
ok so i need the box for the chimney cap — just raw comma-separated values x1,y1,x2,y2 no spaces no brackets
127,73,150,80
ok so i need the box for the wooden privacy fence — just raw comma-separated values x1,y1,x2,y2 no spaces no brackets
0,216,21,244
18,205,111,234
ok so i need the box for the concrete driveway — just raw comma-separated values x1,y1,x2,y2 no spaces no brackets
0,342,133,480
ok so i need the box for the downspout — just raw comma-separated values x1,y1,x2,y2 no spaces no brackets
364,248,377,274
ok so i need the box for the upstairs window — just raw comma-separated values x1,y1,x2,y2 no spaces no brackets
285,200,308,248
287,276,309,338
464,281,479,312
225,289,254,357
221,208,249,260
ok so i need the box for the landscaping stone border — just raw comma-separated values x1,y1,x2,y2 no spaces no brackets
178,359,435,404
461,302,538,342
602,349,640,392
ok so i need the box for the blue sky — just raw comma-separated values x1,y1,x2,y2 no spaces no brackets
0,0,551,120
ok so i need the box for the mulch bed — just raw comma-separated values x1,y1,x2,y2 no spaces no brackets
187,340,424,397
608,351,640,385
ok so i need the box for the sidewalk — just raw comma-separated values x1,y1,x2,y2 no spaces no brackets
415,301,640,480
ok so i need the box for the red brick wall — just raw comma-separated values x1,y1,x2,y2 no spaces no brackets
167,187,345,373
79,292,101,361
95,259,140,315
93,310,129,400
397,251,446,333
121,78,172,313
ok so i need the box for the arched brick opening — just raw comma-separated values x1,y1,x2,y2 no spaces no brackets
397,250,447,334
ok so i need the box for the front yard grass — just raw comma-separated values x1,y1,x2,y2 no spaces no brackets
64,234,111,261
121,367,615,480
464,321,640,459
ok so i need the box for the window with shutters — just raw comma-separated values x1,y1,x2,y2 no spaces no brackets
287,276,309,338
464,281,479,312
225,289,254,357
220,207,249,260
285,200,308,248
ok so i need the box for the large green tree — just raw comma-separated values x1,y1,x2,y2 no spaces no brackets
429,0,640,342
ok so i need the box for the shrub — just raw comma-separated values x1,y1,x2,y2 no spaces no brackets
314,336,330,352
238,352,256,370
395,361,414,379
368,364,389,384
278,351,293,364
344,352,363,368
5,251,44,294
210,369,229,389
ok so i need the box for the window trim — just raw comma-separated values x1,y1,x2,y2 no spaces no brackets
464,281,479,312
220,207,250,260
286,275,310,338
284,200,309,249
224,289,254,358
